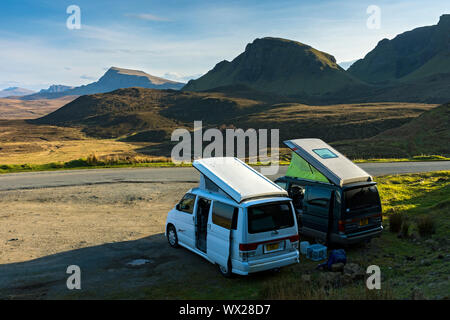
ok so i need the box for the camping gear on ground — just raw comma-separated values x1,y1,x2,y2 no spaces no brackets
318,249,347,270
165,157,300,277
274,138,383,245
300,241,310,255
306,244,327,261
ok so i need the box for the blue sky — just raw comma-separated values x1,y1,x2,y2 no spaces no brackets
0,0,448,90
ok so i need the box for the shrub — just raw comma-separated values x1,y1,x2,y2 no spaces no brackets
389,212,404,233
87,154,100,165
65,159,89,167
416,216,436,237
259,276,394,300
259,277,327,300
399,219,410,238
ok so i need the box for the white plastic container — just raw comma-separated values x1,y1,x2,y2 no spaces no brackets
300,241,310,255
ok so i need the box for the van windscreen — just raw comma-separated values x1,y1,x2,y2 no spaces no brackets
344,186,380,211
247,202,294,234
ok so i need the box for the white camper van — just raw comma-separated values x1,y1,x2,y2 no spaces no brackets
165,157,300,277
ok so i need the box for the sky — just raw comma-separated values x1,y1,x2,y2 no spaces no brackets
0,0,448,91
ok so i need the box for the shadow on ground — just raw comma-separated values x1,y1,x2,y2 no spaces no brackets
0,233,220,299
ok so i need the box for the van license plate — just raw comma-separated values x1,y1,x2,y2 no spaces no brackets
360,218,368,226
265,242,280,253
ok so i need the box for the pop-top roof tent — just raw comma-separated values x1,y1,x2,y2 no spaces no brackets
284,138,373,187
193,157,288,203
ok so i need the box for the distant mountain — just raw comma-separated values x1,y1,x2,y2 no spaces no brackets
338,60,357,70
348,14,450,84
183,37,366,98
39,84,74,93
23,67,185,100
0,87,35,98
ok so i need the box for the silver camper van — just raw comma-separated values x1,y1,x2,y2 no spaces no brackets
275,139,383,245
165,157,300,277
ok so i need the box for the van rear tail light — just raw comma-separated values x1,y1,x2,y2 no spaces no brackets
239,243,259,251
239,251,256,260
288,234,299,243
338,220,345,233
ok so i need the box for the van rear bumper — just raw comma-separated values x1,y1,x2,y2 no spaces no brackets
331,226,383,245
232,250,299,275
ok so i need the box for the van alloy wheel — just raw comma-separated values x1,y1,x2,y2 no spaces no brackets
167,225,179,248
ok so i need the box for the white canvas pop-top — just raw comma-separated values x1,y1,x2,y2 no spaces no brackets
284,138,373,186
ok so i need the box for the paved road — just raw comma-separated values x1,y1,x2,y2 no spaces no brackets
0,161,449,191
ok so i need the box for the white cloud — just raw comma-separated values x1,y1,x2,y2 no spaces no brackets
125,13,170,22
163,72,203,82
80,74,97,80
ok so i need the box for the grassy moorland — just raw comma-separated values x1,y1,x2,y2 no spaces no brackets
1,154,450,174
32,87,435,145
0,96,76,120
1,93,447,174
333,103,450,159
0,98,443,173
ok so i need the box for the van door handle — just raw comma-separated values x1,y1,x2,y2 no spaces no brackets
178,229,185,232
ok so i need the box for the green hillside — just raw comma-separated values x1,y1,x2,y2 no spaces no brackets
333,103,450,158
348,14,450,84
31,87,435,157
399,52,450,82
31,87,273,138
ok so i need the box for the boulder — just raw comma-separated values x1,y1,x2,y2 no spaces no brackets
343,263,365,280
320,272,341,285
341,274,354,286
331,263,345,272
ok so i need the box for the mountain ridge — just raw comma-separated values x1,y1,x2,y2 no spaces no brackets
0,87,35,98
183,37,366,98
348,14,450,84
22,67,185,100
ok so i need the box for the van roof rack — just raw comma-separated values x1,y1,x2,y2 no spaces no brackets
193,157,288,203
284,138,372,187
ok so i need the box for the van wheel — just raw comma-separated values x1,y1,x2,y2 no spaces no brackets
218,263,233,278
167,225,179,248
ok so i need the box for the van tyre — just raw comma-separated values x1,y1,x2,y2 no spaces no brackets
167,225,179,248
218,262,233,278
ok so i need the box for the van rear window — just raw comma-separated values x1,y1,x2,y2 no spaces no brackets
344,186,380,211
247,202,295,234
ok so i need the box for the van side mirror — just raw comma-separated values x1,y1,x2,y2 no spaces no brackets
176,203,181,211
